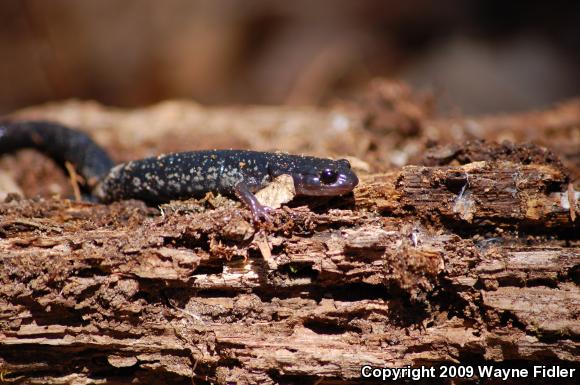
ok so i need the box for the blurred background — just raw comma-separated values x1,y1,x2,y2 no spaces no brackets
1,0,579,115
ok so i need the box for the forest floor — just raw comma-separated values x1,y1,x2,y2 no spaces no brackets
0,81,578,384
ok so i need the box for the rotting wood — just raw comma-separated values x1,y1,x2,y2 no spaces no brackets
0,100,579,384
357,161,574,229
0,164,577,384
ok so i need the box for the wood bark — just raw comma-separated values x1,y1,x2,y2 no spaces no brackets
0,97,578,384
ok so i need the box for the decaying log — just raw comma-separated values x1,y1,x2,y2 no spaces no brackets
357,161,574,229
0,98,579,384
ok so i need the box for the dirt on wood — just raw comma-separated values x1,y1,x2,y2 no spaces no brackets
0,81,578,384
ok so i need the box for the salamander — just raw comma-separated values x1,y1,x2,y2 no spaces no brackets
0,120,358,221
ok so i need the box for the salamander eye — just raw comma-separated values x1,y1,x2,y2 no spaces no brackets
320,169,338,184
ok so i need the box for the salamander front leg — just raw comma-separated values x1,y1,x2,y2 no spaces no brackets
234,182,272,223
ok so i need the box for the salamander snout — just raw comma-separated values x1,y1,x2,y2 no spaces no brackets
292,159,358,196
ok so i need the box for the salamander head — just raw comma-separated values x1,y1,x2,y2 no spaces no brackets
291,158,358,196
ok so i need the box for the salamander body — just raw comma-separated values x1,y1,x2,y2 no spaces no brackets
0,121,358,220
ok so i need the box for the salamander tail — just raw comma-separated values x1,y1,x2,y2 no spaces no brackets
0,120,115,191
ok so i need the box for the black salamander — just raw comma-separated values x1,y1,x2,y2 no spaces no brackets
0,121,358,221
